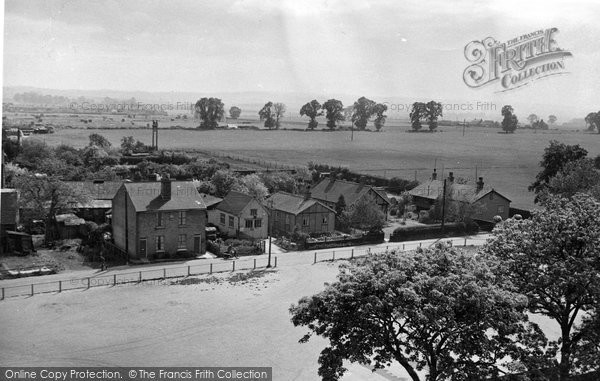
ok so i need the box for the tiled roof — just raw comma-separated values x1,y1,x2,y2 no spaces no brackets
199,193,223,208
311,178,391,206
409,180,510,203
216,191,255,216
121,181,206,212
64,181,123,200
1,189,18,225
266,192,335,215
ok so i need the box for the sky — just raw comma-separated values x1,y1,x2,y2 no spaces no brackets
2,0,600,120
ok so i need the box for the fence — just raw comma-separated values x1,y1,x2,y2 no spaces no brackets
0,235,487,301
0,256,277,301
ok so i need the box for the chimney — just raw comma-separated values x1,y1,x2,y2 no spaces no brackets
476,177,484,191
161,174,171,200
431,169,437,180
448,172,454,183
304,185,312,200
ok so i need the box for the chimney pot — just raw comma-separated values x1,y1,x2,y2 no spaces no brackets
476,177,484,191
304,185,311,200
448,172,454,182
432,169,437,180
161,175,171,200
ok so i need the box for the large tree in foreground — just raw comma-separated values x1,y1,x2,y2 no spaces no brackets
291,245,547,381
483,194,600,380
194,97,224,129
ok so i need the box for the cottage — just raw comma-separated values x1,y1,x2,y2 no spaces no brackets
310,177,391,217
64,180,123,223
111,178,207,261
409,171,511,224
209,191,269,239
266,191,335,236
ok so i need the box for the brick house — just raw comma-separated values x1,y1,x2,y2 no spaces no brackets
310,177,391,217
266,191,335,236
112,178,207,261
208,191,269,240
409,171,511,224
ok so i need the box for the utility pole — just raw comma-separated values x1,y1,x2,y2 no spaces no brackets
267,199,273,268
462,119,466,137
441,179,447,232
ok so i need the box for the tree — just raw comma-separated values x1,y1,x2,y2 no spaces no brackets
14,138,54,170
273,102,286,129
229,106,242,119
351,97,376,130
299,100,323,130
529,140,588,202
527,114,539,126
501,105,518,133
120,136,137,155
13,173,87,243
88,133,112,149
233,174,268,201
194,97,225,129
425,101,443,131
211,170,238,197
584,112,600,133
483,194,600,380
536,119,548,130
548,115,557,126
409,102,426,131
290,245,546,381
259,171,297,194
547,159,600,200
344,197,385,231
259,102,276,129
322,99,345,130
372,103,388,131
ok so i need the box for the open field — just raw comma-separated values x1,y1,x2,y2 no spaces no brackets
35,124,600,209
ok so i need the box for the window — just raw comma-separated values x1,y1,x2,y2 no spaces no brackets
156,212,164,227
250,208,258,216
303,217,309,226
245,219,253,228
155,235,164,251
254,219,262,228
179,211,186,225
497,205,505,214
229,216,234,228
322,217,328,225
178,234,187,249
220,213,225,224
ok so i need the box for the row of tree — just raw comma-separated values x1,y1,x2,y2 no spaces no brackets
409,101,443,131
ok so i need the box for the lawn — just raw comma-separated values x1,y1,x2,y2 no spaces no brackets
35,123,600,209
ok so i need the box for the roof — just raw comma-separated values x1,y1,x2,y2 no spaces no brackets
310,178,391,206
266,192,335,215
55,213,86,226
409,180,511,203
216,191,257,216
64,181,123,200
120,181,207,212
199,193,223,208
1,189,18,225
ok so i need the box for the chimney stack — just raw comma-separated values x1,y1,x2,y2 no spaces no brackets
448,172,454,183
161,174,171,200
431,169,437,180
304,185,312,200
476,177,484,191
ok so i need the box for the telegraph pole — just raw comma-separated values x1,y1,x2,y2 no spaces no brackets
267,199,273,268
441,179,447,232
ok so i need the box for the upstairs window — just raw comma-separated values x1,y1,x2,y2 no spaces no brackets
220,213,225,224
155,235,164,251
157,212,164,227
179,211,187,225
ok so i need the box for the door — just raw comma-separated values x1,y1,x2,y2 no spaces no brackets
139,238,147,258
193,235,201,254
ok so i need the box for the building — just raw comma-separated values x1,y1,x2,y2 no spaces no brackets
1,189,20,254
209,191,269,240
310,177,391,217
266,191,335,236
111,178,207,261
409,171,511,224
64,181,123,223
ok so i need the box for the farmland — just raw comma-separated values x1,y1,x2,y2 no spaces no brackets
33,122,600,210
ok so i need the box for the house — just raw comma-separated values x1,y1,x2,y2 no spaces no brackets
111,178,207,261
64,181,123,223
310,177,391,217
209,191,269,239
1,189,20,254
409,171,511,224
266,191,335,236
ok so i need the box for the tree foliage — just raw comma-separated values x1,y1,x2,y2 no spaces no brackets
194,97,225,129
322,99,345,130
344,196,385,231
273,102,286,129
291,245,547,381
88,133,112,149
409,102,426,131
372,103,388,131
501,105,518,133
584,112,600,133
482,194,600,379
300,100,323,130
229,106,242,119
351,96,376,130
232,174,268,201
425,101,443,131
259,102,276,129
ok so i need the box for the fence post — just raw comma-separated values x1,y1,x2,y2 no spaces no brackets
351,249,354,259
1,287,4,300
31,284,34,297
87,277,90,289
332,251,335,261
210,263,213,274
163,268,167,279
253,259,256,269
187,265,191,276
113,274,117,286
464,238,467,247
386,246,389,251
314,252,317,264
59,280,62,293
403,243,405,250
232,261,235,272
139,271,142,283
274,256,277,267
419,242,422,248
